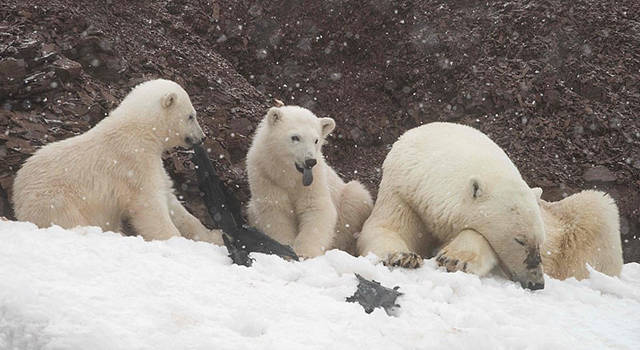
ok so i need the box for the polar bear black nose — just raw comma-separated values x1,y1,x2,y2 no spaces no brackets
185,136,203,146
526,282,544,290
305,158,317,168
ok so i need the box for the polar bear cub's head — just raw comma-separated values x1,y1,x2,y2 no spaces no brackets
117,79,205,149
262,106,335,186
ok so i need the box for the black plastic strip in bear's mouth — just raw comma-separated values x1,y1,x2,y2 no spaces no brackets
294,162,313,186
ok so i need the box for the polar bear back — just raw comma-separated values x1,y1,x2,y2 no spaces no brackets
386,122,521,180
12,78,200,232
379,122,528,235
13,125,153,230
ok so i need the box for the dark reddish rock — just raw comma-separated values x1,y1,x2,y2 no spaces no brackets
583,166,617,183
52,57,83,80
0,183,12,220
620,216,630,236
228,117,253,137
0,58,26,82
0,0,638,262
15,38,39,58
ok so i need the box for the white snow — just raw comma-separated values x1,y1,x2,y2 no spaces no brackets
1,220,639,350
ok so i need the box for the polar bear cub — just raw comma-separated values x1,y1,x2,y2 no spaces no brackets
13,79,222,244
246,106,373,257
533,188,623,280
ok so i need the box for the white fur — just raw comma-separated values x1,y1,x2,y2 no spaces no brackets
358,122,545,288
246,106,373,257
536,189,623,279
13,79,222,244
438,188,625,280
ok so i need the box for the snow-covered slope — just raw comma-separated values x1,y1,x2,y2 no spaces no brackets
1,221,639,350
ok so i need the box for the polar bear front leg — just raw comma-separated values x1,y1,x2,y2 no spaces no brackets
248,186,298,246
293,202,338,258
357,191,424,268
129,193,182,241
436,229,498,276
167,193,223,245
358,222,423,269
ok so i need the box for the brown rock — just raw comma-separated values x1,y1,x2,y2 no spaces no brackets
0,58,26,82
52,57,83,80
6,137,35,154
2,0,639,263
582,166,617,183
620,216,630,236
203,140,229,164
227,136,247,164
16,38,39,58
0,183,11,220
212,2,221,21
85,103,108,126
228,118,253,137
540,185,577,202
22,71,56,95
623,239,640,263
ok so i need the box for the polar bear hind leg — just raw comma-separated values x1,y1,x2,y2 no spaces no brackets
333,180,374,255
167,193,223,244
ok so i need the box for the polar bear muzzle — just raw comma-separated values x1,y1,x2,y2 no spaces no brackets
498,247,545,290
295,159,316,186
185,135,203,147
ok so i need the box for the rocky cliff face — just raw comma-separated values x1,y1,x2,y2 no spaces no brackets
1,0,638,261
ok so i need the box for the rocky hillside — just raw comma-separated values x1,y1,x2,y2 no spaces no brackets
1,0,639,261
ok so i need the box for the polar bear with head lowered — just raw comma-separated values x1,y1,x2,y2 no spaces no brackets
246,106,373,257
358,122,623,289
358,122,547,289
13,79,222,244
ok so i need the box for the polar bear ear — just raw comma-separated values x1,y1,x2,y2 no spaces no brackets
470,177,483,199
320,117,335,137
162,92,177,109
267,107,282,126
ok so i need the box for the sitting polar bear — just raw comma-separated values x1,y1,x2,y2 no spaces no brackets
358,122,623,288
13,79,222,244
246,106,373,257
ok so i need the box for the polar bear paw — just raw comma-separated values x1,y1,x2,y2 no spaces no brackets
384,252,423,269
436,248,495,276
436,250,475,273
293,240,326,259
435,230,498,276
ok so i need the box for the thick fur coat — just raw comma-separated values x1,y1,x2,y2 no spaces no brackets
13,79,221,244
246,106,373,257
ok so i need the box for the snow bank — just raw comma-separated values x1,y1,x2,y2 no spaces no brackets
1,221,639,350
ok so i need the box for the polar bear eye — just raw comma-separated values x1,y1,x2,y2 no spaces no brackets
514,238,526,246
314,139,318,144
291,135,300,142
188,114,194,120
